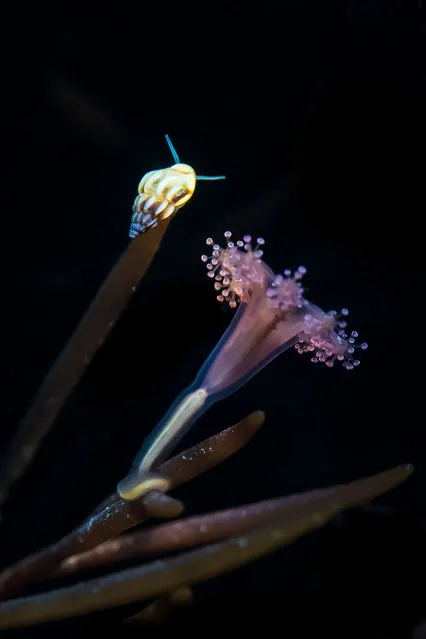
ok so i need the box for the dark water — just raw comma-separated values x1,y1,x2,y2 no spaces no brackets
1,2,425,637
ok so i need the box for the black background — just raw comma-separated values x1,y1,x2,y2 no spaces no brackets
1,2,425,637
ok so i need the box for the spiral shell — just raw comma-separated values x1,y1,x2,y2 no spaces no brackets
129,163,196,238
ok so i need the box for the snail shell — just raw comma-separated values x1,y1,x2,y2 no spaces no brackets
129,163,196,238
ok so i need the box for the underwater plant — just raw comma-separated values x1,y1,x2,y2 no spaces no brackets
0,139,412,631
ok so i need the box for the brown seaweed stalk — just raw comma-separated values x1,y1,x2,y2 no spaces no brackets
0,464,412,629
0,457,412,632
0,411,264,599
0,508,335,628
0,220,171,509
57,464,413,576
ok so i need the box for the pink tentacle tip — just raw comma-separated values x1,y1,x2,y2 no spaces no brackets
201,231,272,308
296,307,368,370
266,266,307,314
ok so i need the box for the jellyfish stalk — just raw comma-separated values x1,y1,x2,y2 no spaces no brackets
118,232,367,499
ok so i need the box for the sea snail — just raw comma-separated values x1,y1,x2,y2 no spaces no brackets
129,135,226,238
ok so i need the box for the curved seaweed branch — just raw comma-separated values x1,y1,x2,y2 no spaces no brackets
0,464,413,629
0,411,264,599
56,464,413,576
0,513,331,629
0,220,171,509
